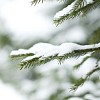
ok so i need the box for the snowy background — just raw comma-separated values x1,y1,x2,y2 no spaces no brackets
0,0,100,100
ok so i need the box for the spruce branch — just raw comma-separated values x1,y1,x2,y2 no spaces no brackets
73,0,85,10
10,43,100,69
89,27,100,44
73,54,92,69
31,0,44,5
31,0,68,5
10,49,34,59
71,66,100,91
54,0,100,25
73,51,98,69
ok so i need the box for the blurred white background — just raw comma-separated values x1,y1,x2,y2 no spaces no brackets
0,0,100,100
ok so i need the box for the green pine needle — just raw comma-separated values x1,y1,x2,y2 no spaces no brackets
54,0,100,25
10,46,100,69
31,0,44,5
71,66,100,91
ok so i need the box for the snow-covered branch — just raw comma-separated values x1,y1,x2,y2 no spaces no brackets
10,42,100,69
54,0,99,25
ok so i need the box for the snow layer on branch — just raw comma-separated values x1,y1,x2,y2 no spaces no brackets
85,0,95,4
10,42,100,62
54,1,76,19
10,49,31,56
54,0,95,19
10,43,52,56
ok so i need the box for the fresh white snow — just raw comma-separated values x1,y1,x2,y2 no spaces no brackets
85,0,95,4
1,0,99,100
54,1,76,19
10,42,100,62
54,0,95,20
